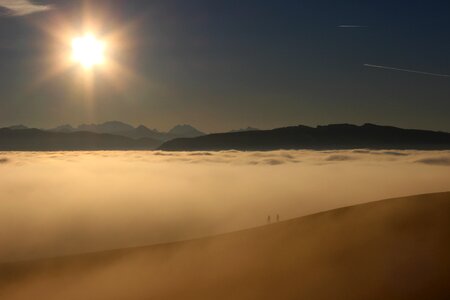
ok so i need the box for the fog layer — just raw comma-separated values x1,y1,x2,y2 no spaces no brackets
0,150,449,262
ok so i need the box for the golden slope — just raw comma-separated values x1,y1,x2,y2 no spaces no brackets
1,192,449,299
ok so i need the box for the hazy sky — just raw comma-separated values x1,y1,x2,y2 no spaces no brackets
0,0,449,132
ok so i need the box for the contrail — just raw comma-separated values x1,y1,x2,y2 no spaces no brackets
338,25,367,28
364,64,450,78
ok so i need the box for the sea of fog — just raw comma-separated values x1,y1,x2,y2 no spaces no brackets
0,150,449,262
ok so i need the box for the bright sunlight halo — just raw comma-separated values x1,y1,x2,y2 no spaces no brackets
71,34,105,69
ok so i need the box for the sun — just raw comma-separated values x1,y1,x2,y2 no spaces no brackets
71,34,105,69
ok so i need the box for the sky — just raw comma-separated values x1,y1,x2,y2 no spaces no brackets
0,0,449,132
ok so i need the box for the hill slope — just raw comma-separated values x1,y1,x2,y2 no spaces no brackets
0,192,449,299
159,123,450,151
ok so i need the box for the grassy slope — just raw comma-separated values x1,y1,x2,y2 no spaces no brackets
0,192,449,299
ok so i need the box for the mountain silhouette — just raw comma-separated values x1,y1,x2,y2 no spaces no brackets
48,124,75,133
159,123,450,151
169,124,205,138
229,127,260,133
49,122,205,141
7,125,28,130
0,128,161,151
77,121,136,134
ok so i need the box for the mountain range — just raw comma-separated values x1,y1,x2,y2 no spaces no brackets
0,128,161,151
46,121,206,141
159,123,450,151
2,122,450,151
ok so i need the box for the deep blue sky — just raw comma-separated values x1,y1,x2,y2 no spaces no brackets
0,0,449,132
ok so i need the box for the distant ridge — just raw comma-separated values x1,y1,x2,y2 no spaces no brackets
77,121,135,134
159,123,450,151
229,127,260,133
48,121,205,142
169,124,205,138
48,124,75,133
0,128,161,151
7,125,28,130
5,123,450,151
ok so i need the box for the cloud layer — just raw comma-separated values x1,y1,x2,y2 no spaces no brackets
0,150,449,263
416,157,450,166
0,0,52,16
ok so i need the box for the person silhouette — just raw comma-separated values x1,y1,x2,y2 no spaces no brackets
276,214,280,222
267,215,271,224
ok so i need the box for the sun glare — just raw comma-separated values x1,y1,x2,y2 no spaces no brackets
72,34,105,69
